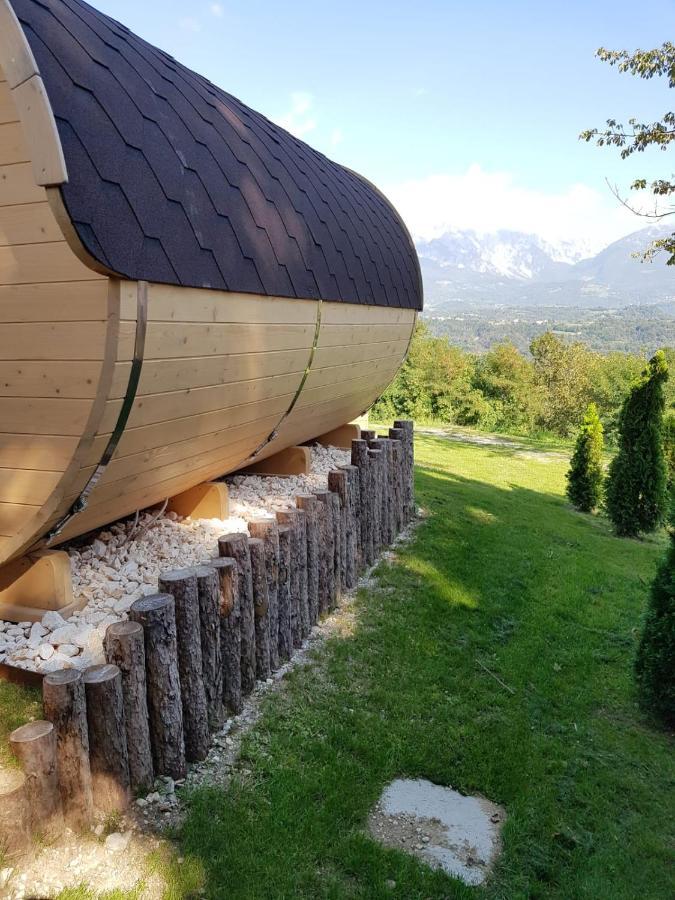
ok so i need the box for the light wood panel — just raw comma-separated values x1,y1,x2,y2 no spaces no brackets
0,202,63,246
0,279,108,321
0,120,28,165
0,64,110,567
142,321,315,359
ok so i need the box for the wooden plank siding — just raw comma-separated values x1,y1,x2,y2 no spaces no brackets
0,66,109,562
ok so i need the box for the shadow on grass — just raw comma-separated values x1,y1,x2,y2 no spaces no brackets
175,462,671,900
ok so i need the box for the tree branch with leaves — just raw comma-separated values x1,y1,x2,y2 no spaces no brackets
581,43,675,263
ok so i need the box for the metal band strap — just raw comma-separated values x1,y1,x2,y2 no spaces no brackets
45,281,148,543
249,297,322,459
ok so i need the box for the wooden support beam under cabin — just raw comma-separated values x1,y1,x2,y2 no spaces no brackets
0,550,82,623
313,423,362,449
241,445,311,476
166,481,230,520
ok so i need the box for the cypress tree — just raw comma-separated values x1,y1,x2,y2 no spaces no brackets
566,403,604,512
635,528,675,727
605,351,669,537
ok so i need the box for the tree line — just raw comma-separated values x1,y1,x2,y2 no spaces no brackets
372,322,675,442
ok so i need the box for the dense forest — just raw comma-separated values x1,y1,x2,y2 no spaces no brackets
372,322,675,440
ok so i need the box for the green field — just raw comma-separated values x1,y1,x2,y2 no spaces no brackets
178,433,674,899
2,431,673,898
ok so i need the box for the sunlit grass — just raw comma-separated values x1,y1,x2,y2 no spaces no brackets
175,432,672,899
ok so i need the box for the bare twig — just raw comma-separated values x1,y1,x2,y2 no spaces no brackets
476,659,516,694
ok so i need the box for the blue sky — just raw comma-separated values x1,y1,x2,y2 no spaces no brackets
94,0,675,251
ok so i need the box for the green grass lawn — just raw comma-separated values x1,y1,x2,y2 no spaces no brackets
0,679,40,768
179,433,674,899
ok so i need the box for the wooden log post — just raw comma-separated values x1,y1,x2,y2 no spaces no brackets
218,533,256,695
314,491,336,611
328,491,342,603
373,438,394,546
104,621,154,793
83,664,131,814
296,494,320,627
0,769,30,857
249,517,280,670
276,510,303,646
338,464,360,588
351,440,373,568
328,469,350,589
129,593,186,780
9,720,63,840
158,569,210,763
367,447,383,554
194,565,225,730
394,419,415,520
277,524,293,661
311,492,330,615
361,428,376,442
388,428,405,534
248,537,271,681
42,669,94,829
210,557,242,715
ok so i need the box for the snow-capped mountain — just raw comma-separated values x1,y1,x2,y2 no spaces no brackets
418,224,675,310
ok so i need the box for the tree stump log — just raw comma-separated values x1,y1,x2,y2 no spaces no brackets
218,533,256,695
372,438,393,545
328,491,342,603
0,768,30,857
277,524,293,661
338,465,360,588
367,447,383,553
248,537,271,681
82,664,130,814
388,428,405,534
276,509,308,646
314,491,336,611
350,439,372,567
328,469,349,589
210,557,242,714
42,669,94,829
129,593,186,779
194,565,225,731
311,492,331,614
296,494,319,626
158,569,210,763
393,419,415,520
103,621,154,793
361,429,376,442
9,720,62,840
249,517,280,670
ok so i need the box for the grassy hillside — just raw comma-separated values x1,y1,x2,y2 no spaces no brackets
178,433,673,899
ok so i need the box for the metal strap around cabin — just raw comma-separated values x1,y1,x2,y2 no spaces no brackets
44,281,148,544
249,297,323,459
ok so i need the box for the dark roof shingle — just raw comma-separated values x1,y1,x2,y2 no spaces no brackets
11,0,423,309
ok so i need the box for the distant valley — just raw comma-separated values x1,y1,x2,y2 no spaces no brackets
418,223,675,353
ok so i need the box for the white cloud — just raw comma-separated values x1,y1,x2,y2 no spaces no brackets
209,2,224,16
276,92,317,139
385,165,645,254
178,16,201,32
329,128,344,147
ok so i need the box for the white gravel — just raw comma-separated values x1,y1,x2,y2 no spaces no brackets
0,445,350,674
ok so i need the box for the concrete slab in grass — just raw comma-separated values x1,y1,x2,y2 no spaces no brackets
368,778,505,886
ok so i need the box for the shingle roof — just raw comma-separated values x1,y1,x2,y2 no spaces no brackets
11,0,423,309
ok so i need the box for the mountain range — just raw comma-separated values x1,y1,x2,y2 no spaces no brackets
417,223,675,311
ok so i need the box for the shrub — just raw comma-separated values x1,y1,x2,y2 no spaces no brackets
605,351,669,537
635,530,675,727
566,403,604,512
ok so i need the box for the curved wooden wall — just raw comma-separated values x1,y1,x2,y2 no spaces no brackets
0,28,416,567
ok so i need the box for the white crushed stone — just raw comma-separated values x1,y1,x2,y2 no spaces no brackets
1,445,349,674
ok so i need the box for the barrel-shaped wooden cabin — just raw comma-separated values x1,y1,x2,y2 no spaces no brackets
0,0,422,575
